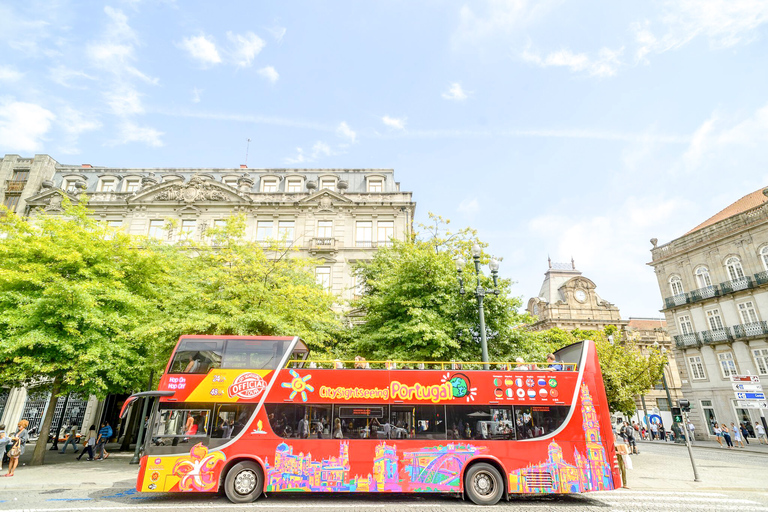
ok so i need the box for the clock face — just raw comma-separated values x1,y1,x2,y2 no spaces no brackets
575,290,587,303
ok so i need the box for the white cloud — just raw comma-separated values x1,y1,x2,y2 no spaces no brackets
284,140,341,164
442,83,468,101
48,65,95,88
312,141,332,158
106,86,144,116
0,101,55,152
382,115,407,130
284,147,306,165
454,0,559,44
336,121,357,143
522,46,623,77
227,32,265,67
191,87,202,103
56,106,102,154
178,35,221,66
114,122,164,147
458,198,480,215
258,66,279,83
267,25,287,44
0,66,23,82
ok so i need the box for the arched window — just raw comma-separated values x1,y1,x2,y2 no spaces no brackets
725,257,745,281
694,266,712,289
669,275,684,296
760,246,768,272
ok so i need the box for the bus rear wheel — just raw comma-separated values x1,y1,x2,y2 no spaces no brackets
465,462,504,506
224,461,263,503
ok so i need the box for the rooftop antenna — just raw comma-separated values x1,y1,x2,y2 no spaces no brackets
245,138,251,166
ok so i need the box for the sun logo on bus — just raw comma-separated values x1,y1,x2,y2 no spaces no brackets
442,373,478,402
282,369,315,402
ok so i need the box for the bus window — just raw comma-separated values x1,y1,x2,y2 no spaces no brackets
169,339,223,374
515,405,569,439
150,405,211,446
335,405,387,440
447,405,497,440
265,404,332,439
211,403,257,442
222,339,288,370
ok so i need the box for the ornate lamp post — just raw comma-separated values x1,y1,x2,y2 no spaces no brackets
456,244,500,370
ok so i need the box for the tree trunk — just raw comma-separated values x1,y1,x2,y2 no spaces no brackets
120,398,140,451
30,377,61,466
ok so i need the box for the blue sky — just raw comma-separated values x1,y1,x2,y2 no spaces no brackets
2,0,768,318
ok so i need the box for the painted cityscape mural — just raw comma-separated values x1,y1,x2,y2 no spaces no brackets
263,383,612,494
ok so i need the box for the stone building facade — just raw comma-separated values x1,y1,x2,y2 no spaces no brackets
0,153,415,435
649,187,768,440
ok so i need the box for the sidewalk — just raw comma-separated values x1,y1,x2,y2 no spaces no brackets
637,436,768,455
0,442,138,491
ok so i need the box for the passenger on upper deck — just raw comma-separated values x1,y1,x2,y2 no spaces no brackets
546,353,563,371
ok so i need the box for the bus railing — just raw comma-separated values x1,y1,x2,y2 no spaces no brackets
285,359,577,371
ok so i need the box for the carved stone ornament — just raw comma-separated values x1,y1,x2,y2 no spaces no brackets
153,177,227,203
44,193,64,212
318,194,334,212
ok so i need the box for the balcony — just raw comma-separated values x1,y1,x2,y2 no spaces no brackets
755,271,768,286
701,327,733,344
689,285,720,302
673,333,701,349
4,180,26,193
309,237,336,251
720,276,753,294
733,321,768,339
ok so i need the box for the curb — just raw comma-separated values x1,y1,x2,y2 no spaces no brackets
637,439,768,455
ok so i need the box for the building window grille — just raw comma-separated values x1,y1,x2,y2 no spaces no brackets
725,256,745,281
678,315,694,336
753,348,768,376
2,195,20,211
706,309,724,331
717,352,738,378
688,356,706,380
738,301,759,325
695,266,712,288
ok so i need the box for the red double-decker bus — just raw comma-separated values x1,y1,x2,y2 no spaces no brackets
123,335,620,505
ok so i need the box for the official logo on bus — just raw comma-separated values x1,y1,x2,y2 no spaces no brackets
228,372,266,399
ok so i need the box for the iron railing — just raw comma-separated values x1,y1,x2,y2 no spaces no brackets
755,271,768,286
720,276,753,294
689,285,719,302
701,327,733,344
673,333,700,349
733,321,768,338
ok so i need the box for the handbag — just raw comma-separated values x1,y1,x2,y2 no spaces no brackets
8,441,21,458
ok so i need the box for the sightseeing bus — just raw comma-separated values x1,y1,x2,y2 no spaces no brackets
122,335,621,505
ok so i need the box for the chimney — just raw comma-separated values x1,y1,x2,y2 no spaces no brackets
82,164,93,168
240,164,248,169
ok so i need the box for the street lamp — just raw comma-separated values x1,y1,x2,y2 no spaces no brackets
456,244,499,370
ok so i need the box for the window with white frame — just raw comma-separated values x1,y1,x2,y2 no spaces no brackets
761,247,768,272
695,266,712,288
669,275,684,296
368,179,383,193
678,315,694,335
256,221,273,241
319,178,336,191
356,221,372,247
752,348,768,375
688,355,707,380
738,301,759,324
725,256,745,281
98,178,117,192
316,220,333,239
706,309,724,331
62,178,82,193
223,177,239,188
124,179,140,193
261,179,278,193
377,221,394,245
179,219,196,241
277,221,295,242
717,352,738,377
353,270,365,298
315,266,331,292
286,179,303,193
148,220,164,239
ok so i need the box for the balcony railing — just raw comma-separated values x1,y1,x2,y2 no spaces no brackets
720,276,753,294
664,293,689,309
309,237,336,250
755,271,768,286
4,180,26,192
701,327,733,344
689,285,719,301
733,321,768,338
673,333,700,349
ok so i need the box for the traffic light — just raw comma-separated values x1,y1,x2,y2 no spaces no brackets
678,399,691,412
671,407,683,423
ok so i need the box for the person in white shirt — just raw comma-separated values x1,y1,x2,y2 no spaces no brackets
756,422,767,445
687,421,695,443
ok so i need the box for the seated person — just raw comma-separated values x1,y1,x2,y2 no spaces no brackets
514,357,529,371
546,353,563,371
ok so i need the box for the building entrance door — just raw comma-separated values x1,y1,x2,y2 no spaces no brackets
701,400,718,435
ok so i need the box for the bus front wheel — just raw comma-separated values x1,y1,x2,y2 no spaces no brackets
224,461,263,503
464,462,504,506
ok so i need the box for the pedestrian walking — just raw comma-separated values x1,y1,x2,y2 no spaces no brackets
76,425,97,461
94,421,112,461
59,424,79,454
739,423,750,445
0,427,11,473
721,423,734,448
755,422,767,444
731,422,745,448
621,422,638,454
713,424,724,447
3,420,29,477
658,422,666,441
687,420,695,443
650,421,658,440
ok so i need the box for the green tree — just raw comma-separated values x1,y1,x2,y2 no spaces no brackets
0,200,169,465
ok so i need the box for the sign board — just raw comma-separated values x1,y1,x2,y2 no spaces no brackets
736,400,768,409
647,414,662,425
731,375,760,383
735,392,766,400
732,383,763,392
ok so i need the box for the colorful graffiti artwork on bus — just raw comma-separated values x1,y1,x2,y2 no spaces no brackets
401,443,488,491
171,443,227,492
508,384,614,494
440,373,478,402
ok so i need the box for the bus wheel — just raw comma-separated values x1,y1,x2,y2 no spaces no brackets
224,461,263,503
465,463,503,506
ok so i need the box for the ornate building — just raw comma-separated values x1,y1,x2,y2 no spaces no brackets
0,153,415,438
649,187,768,440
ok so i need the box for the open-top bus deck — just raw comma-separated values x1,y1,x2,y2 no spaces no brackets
123,336,621,505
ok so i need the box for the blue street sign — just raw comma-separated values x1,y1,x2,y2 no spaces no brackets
735,392,766,400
